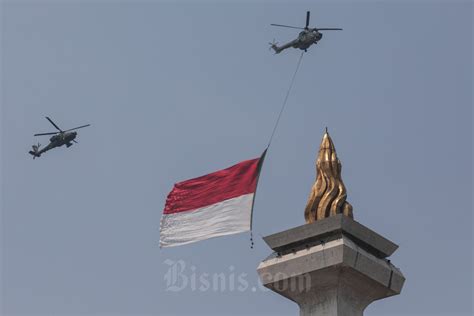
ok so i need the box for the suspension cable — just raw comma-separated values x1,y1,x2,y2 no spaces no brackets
266,51,304,149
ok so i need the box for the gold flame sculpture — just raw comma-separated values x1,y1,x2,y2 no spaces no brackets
305,129,353,223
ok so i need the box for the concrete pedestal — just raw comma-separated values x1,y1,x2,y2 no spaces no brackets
257,215,405,316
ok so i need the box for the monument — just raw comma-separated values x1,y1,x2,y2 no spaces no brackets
257,130,405,316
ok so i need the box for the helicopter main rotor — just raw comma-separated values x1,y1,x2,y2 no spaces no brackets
270,11,342,32
34,116,90,136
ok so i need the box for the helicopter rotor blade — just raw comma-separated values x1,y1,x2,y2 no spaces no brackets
45,116,63,132
34,132,59,136
73,139,78,144
306,11,310,29
64,124,91,132
270,24,305,30
315,28,343,31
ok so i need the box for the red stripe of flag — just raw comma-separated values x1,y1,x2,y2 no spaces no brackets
164,153,265,215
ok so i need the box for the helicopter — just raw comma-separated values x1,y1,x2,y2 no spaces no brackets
29,116,90,159
270,11,342,54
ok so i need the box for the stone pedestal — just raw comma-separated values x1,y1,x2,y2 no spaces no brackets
257,214,405,316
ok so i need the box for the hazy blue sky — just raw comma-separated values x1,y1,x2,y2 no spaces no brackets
1,1,472,315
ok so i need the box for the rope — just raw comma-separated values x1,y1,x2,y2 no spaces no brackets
266,51,304,149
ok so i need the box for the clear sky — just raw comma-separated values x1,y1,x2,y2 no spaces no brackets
1,1,472,315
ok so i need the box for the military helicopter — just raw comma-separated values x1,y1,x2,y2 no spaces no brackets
29,117,90,159
270,11,342,54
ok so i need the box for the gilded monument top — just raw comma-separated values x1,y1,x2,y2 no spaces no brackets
304,129,353,223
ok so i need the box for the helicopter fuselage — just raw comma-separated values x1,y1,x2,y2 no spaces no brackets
49,131,77,145
271,29,323,54
44,132,77,153
30,132,77,158
296,29,323,49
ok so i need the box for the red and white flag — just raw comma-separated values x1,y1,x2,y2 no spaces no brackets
160,151,266,248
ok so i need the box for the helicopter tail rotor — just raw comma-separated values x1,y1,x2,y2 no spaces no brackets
268,39,281,54
29,143,41,159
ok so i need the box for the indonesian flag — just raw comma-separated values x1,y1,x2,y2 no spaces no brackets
160,151,266,248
